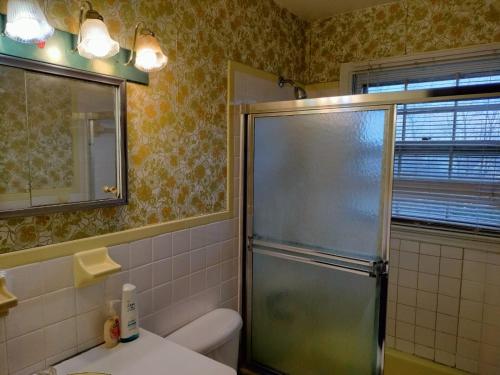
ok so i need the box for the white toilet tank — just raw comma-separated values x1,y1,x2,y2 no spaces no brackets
166,308,243,370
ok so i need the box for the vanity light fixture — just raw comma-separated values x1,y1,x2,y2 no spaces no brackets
126,22,168,73
5,0,54,45
76,1,119,59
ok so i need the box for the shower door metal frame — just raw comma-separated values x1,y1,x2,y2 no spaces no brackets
243,104,396,375
241,83,500,375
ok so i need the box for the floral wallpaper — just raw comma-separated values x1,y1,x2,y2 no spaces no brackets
0,0,307,253
307,0,500,83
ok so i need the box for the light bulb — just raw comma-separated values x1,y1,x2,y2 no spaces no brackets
133,34,168,72
77,18,119,59
5,0,54,44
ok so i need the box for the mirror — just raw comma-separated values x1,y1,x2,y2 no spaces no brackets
0,56,127,218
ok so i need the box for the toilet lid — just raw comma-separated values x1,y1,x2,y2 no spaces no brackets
166,308,243,354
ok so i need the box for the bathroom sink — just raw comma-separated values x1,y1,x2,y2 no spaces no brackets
54,329,236,375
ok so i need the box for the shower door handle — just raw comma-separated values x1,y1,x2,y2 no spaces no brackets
250,239,388,278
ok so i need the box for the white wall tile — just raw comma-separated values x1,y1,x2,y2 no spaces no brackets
5,297,44,340
460,300,483,322
399,269,418,289
436,313,458,335
463,261,486,282
437,295,459,317
415,344,434,360
484,284,500,306
172,254,189,280
416,309,436,329
0,342,7,375
108,244,130,271
438,276,461,298
418,273,438,293
6,330,45,373
190,271,206,295
129,265,153,293
390,238,401,250
7,264,43,301
42,256,73,293
435,350,455,367
482,324,500,347
464,249,487,263
153,259,172,286
152,233,172,261
455,356,478,373
137,290,153,317
398,287,417,307
172,277,189,302
76,283,104,315
486,264,500,286
420,243,440,257
44,318,77,358
0,318,5,343
206,265,221,288
396,321,415,341
190,248,206,273
419,255,439,275
479,343,500,367
76,309,104,345
439,258,462,279
417,291,437,311
129,238,152,268
441,246,463,260
457,337,480,360
461,280,485,303
397,304,416,324
395,338,414,354
415,326,435,347
44,288,76,325
221,278,238,302
173,229,190,254
153,283,172,311
399,252,419,271
205,244,220,267
390,249,400,268
483,305,500,328
10,361,45,375
105,271,129,300
458,318,482,341
400,240,419,253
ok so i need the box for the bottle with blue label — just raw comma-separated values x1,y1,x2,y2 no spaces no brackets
120,283,139,342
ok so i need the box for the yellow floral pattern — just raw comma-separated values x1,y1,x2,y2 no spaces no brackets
307,0,500,83
0,0,307,253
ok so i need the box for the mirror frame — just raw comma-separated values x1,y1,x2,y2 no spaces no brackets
0,54,128,218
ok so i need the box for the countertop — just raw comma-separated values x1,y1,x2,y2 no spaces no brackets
54,329,236,375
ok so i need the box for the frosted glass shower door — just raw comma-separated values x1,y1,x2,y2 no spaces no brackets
247,106,395,375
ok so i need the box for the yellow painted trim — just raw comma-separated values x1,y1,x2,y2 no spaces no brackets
0,60,247,269
385,349,467,375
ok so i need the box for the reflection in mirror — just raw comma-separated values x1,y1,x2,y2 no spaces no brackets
0,66,30,211
0,60,127,218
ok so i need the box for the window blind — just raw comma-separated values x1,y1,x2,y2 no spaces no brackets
353,55,500,231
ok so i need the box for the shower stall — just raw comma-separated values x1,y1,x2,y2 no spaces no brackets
241,84,500,375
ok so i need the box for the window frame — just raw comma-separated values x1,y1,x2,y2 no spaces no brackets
341,44,500,235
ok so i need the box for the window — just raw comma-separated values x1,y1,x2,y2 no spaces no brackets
353,56,500,232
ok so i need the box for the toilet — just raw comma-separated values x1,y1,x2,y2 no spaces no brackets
166,308,243,370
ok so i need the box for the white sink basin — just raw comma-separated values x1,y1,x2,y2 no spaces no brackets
54,329,236,375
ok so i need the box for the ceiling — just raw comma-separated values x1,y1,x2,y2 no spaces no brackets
274,0,395,21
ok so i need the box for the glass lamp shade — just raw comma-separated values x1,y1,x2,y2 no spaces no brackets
5,0,54,44
77,18,120,59
134,34,168,72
